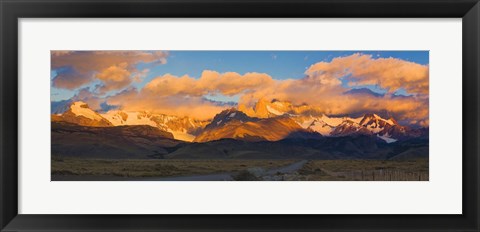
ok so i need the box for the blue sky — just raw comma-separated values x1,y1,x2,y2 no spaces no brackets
145,51,428,81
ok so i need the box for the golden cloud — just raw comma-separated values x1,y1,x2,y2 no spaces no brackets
143,70,275,97
71,53,428,125
105,88,229,120
95,62,132,94
306,53,429,95
51,51,168,91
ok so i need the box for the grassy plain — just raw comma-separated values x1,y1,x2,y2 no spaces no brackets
51,157,428,181
51,157,295,179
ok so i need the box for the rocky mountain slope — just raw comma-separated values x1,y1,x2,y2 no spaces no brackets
52,101,209,141
194,108,321,142
101,110,209,142
242,99,426,143
51,121,179,159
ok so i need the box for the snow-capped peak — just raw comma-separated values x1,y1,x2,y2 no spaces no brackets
70,101,104,121
290,112,407,141
360,113,397,127
102,110,157,127
205,108,255,130
100,110,209,142
319,114,363,127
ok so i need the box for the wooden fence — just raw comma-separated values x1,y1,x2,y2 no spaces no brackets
339,169,429,181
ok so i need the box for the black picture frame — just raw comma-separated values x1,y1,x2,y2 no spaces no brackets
1,0,479,231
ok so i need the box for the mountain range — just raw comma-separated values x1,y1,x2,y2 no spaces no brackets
52,100,426,142
51,100,428,160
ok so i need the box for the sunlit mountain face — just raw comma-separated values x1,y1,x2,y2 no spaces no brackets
52,99,427,143
51,99,429,162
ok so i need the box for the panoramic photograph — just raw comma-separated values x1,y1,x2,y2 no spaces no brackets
51,50,429,181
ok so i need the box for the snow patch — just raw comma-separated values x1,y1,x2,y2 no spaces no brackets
309,120,334,136
169,130,196,142
320,115,344,127
385,119,395,125
377,134,397,143
350,116,363,124
266,105,284,116
70,102,103,121
297,116,315,129
102,111,156,127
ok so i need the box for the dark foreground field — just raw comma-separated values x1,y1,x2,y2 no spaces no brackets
51,157,428,181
